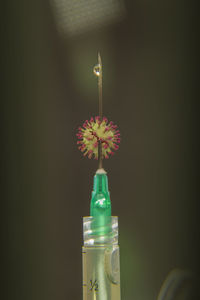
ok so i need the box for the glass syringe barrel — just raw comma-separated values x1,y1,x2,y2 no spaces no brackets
82,216,121,300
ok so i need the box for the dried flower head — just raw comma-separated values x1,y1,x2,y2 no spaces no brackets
77,116,120,159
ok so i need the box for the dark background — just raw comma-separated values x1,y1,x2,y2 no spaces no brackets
2,0,199,299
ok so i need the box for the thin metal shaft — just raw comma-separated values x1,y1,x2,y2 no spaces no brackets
98,52,103,120
93,52,103,169
98,53,103,169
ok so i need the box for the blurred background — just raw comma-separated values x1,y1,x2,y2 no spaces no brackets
2,0,199,299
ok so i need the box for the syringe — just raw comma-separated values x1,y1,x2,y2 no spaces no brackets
82,168,121,300
77,53,121,300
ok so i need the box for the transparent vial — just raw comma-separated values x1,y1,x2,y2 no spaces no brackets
82,216,121,300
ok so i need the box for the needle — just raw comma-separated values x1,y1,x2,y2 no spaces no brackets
93,52,103,169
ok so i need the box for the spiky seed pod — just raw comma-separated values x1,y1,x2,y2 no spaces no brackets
77,116,120,159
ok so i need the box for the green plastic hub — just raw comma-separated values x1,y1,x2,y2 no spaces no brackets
90,172,111,236
90,173,111,216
